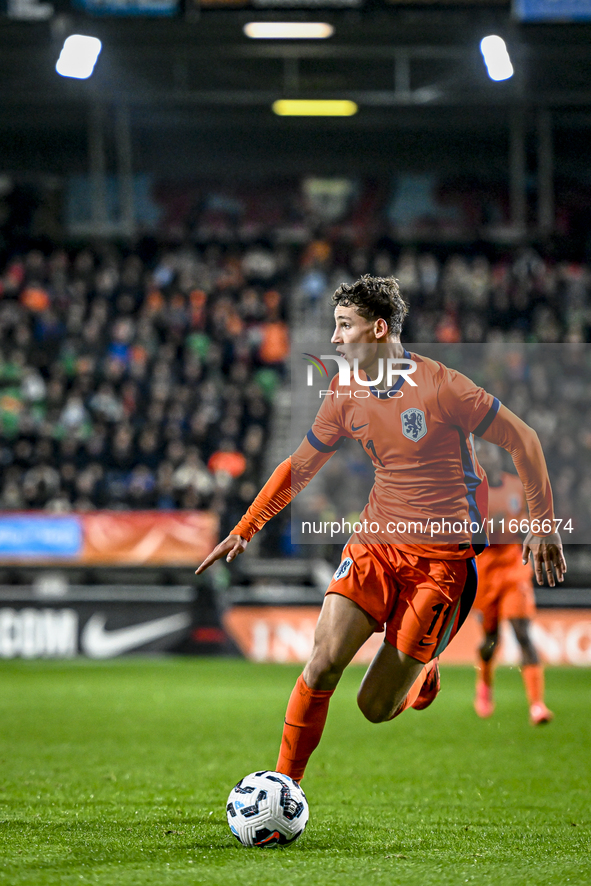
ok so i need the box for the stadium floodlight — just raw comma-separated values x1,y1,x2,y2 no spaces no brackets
244,22,334,40
272,99,358,116
480,35,514,82
56,35,102,80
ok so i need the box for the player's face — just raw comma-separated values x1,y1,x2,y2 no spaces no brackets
331,306,387,369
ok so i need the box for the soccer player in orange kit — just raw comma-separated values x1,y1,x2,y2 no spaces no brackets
473,441,554,725
196,275,566,782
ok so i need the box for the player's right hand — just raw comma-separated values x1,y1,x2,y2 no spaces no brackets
195,534,248,575
522,531,566,587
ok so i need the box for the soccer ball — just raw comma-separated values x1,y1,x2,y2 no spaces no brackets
226,770,309,848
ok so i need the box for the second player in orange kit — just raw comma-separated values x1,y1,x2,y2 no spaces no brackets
473,441,554,725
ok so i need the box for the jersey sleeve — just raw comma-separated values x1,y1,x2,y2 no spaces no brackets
231,436,338,541
306,374,350,454
232,377,351,540
436,366,500,436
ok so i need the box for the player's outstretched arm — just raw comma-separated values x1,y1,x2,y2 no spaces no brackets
195,436,335,576
195,534,248,575
522,531,567,587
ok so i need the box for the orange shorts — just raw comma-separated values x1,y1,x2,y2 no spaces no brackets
326,542,477,664
473,544,536,635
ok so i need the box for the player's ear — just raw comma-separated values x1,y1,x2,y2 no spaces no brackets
375,317,389,340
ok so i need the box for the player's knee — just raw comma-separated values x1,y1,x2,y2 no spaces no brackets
359,703,389,724
517,636,538,664
357,696,384,723
521,646,539,665
480,632,498,662
511,618,531,644
511,620,539,664
356,687,391,723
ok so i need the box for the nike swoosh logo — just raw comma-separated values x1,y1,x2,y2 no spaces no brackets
351,423,368,433
81,612,191,658
418,639,436,647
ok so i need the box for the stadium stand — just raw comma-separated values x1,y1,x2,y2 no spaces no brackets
1,228,589,547
0,242,285,539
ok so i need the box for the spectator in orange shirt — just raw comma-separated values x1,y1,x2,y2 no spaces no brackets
257,290,290,370
208,441,247,480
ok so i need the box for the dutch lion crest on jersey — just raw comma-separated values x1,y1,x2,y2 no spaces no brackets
401,408,427,441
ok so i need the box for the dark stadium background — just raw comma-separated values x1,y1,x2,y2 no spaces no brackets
0,0,590,664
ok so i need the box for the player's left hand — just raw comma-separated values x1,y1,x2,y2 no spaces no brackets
522,531,567,587
195,533,248,576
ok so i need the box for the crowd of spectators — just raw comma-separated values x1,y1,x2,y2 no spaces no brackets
0,242,290,535
296,241,591,343
0,234,590,548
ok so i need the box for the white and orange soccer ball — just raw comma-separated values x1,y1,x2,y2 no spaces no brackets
226,770,309,847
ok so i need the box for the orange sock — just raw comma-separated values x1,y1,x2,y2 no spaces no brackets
276,674,334,782
478,658,494,688
521,663,544,705
387,664,428,720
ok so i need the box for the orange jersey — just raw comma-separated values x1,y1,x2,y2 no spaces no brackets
306,351,495,557
232,352,554,558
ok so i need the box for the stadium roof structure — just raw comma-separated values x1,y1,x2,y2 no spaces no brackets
0,6,590,194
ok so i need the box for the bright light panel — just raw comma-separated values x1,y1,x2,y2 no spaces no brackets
480,35,514,82
244,22,334,39
56,35,102,80
273,100,358,116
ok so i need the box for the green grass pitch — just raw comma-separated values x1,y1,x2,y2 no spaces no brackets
0,658,589,886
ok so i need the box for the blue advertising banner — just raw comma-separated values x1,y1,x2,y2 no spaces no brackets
0,511,218,564
0,516,82,558
72,0,178,16
514,0,591,21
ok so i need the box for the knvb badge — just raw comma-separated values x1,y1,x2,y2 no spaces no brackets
401,407,427,441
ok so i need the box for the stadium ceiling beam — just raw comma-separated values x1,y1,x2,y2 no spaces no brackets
3,88,591,108
0,43,475,60
85,44,591,62
0,105,513,134
2,42,591,62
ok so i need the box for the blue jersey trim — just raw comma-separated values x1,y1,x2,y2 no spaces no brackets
457,430,487,546
307,429,346,453
459,557,478,630
434,557,478,656
473,397,501,437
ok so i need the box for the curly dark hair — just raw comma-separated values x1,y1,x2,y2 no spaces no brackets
331,275,408,336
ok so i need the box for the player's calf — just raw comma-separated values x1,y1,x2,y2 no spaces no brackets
357,645,424,722
411,657,441,711
511,618,539,666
